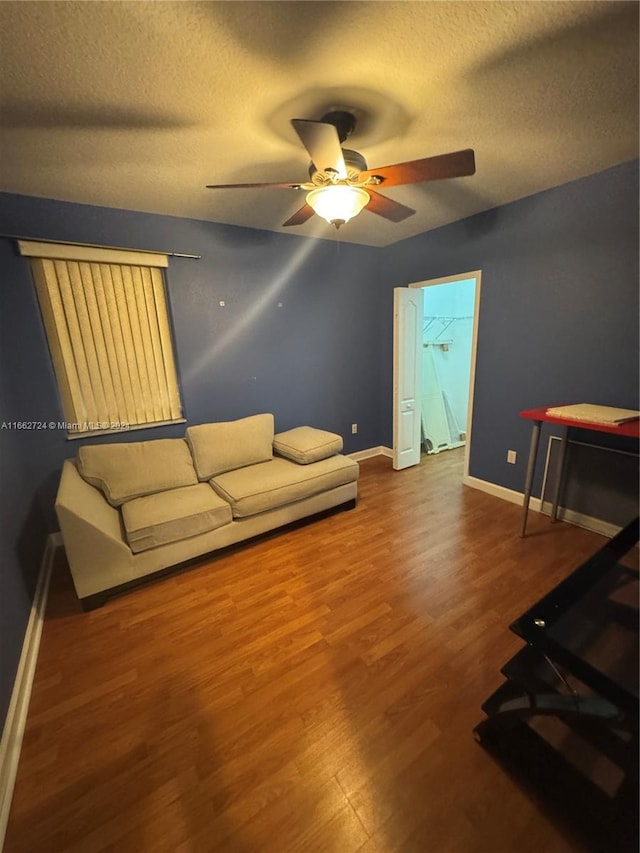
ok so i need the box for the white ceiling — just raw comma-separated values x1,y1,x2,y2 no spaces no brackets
0,1,638,247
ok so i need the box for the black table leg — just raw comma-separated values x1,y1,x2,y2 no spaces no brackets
521,419,542,537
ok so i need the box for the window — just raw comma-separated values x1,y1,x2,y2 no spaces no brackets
19,240,184,437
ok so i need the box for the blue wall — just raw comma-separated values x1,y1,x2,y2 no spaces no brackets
1,158,638,733
379,159,639,493
0,230,55,728
0,368,48,730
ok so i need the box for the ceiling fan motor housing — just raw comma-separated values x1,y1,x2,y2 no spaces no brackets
309,148,368,185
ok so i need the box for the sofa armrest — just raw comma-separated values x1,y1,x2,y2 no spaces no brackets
56,460,124,541
55,460,135,599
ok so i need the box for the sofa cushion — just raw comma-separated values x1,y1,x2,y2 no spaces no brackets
273,426,343,464
187,413,274,480
210,455,359,518
121,484,233,553
78,439,198,506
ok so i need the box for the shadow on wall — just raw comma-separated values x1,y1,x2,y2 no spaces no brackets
421,181,501,240
15,491,49,601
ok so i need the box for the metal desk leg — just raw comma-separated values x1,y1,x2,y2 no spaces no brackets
521,420,542,537
551,426,569,523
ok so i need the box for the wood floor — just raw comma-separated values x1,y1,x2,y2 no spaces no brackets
6,450,609,852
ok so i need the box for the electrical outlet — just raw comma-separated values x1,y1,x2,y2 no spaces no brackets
507,450,517,464
351,423,358,434
218,300,225,307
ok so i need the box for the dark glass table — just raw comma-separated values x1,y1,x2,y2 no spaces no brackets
474,517,639,850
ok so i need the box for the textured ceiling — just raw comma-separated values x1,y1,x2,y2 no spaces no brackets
0,1,638,247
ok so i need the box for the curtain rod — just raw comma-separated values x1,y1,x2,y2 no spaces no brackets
0,233,201,260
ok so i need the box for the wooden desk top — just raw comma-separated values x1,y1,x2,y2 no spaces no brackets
520,406,640,439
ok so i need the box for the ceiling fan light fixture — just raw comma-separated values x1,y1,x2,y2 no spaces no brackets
306,185,370,228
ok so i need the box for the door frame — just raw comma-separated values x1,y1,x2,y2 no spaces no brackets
406,269,482,479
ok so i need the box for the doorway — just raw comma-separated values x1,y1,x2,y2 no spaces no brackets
402,270,481,479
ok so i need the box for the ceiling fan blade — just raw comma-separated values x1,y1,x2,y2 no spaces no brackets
291,119,347,179
363,149,476,187
365,190,416,223
282,203,315,227
206,180,303,189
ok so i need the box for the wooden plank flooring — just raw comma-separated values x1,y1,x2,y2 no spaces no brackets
5,450,608,852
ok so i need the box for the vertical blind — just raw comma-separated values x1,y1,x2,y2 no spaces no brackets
19,241,183,435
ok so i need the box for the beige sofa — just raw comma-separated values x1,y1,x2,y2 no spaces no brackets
55,413,359,609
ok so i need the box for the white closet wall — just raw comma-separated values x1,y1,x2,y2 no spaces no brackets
421,279,475,454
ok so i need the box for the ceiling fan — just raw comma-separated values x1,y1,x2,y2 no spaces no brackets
206,111,476,229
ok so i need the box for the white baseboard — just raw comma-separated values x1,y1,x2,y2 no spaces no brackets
348,445,393,461
463,474,543,511
0,533,57,850
464,475,618,537
538,503,622,538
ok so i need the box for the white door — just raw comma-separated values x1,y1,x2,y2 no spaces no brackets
393,287,424,470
